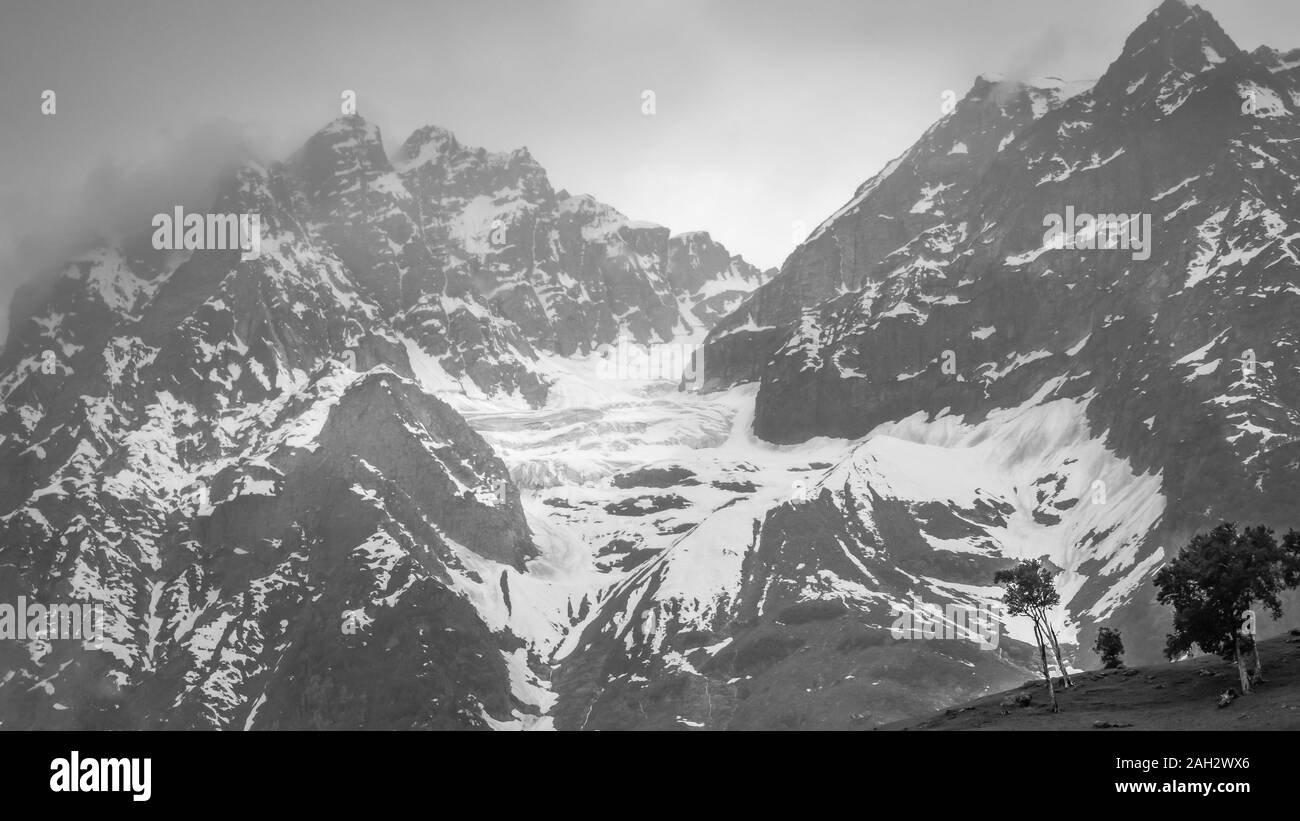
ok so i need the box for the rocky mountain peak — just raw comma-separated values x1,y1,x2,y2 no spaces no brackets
394,123,462,170
1092,0,1244,108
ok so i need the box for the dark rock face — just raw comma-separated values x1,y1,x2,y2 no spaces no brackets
0,318,534,729
390,126,769,359
693,0,1300,664
666,231,769,330
293,116,547,404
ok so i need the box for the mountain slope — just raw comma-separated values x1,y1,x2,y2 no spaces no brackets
692,0,1300,667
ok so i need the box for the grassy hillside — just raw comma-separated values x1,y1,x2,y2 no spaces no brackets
884,631,1300,730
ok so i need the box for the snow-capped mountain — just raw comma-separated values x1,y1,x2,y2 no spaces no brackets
675,0,1300,686
0,116,764,729
390,121,771,360
4,0,1297,732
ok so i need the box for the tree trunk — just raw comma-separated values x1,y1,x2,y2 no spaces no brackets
1034,621,1058,712
1250,639,1264,684
1234,633,1252,694
1044,616,1072,687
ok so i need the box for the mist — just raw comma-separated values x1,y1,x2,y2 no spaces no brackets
0,119,269,342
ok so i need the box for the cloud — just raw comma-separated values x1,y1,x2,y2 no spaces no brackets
0,119,269,342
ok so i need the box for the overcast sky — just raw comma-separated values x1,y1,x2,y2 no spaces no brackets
2,0,1299,335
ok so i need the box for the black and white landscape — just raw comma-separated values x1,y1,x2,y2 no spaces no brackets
3,0,1300,731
